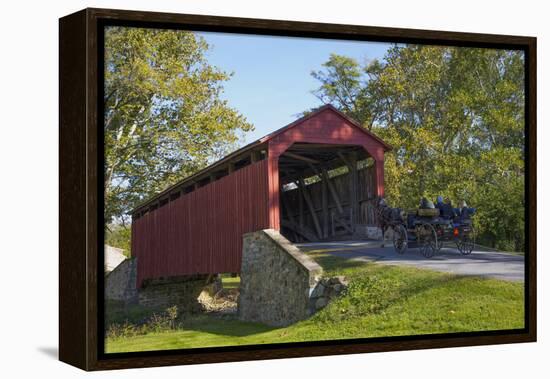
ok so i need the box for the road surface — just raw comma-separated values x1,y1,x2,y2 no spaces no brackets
297,240,525,282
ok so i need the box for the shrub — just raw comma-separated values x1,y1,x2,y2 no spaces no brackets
312,274,404,323
106,305,180,338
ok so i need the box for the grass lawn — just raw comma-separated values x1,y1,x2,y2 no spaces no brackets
220,274,240,289
105,253,524,353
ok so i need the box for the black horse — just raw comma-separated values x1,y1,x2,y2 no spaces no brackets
374,197,405,247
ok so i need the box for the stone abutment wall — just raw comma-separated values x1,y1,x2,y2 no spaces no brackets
138,274,210,312
105,257,210,312
238,229,324,327
104,258,138,304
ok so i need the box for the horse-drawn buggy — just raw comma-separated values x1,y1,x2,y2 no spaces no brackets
376,197,476,258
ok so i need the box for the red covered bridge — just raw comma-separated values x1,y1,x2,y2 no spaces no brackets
131,105,390,286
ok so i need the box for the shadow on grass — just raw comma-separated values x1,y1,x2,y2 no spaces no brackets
105,300,164,325
180,315,279,337
106,299,279,338
309,253,367,272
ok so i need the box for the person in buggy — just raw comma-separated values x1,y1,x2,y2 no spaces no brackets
419,197,435,209
452,199,476,224
436,196,456,219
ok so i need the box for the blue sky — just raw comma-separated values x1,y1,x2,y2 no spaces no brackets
197,32,391,143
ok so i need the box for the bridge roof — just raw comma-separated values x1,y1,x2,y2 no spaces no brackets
131,104,390,216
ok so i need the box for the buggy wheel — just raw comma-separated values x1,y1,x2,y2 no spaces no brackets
418,223,438,258
435,226,445,252
456,228,475,255
392,224,408,254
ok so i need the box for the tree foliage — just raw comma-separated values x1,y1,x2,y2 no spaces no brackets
105,225,132,257
104,27,253,224
312,46,525,251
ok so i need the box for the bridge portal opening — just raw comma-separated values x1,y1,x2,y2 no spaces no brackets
278,143,378,243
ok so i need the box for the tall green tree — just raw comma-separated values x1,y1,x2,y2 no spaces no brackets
312,45,525,251
104,27,253,224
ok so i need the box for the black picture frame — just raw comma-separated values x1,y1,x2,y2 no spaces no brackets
59,7,537,371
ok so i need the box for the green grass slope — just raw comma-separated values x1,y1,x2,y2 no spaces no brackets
106,253,524,353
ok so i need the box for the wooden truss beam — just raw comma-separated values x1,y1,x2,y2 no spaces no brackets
280,219,318,242
308,164,344,215
338,151,359,230
281,190,297,225
297,178,323,239
282,151,320,164
333,211,354,233
322,171,328,238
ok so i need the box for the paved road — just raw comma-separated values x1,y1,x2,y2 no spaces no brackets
297,240,525,282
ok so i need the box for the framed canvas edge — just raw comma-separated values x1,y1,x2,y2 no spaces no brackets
59,8,89,370
58,7,537,371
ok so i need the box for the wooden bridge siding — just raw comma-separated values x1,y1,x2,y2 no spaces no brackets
267,108,386,231
132,160,270,287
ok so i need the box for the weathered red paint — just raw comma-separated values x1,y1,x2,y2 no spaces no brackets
131,105,389,286
132,160,269,287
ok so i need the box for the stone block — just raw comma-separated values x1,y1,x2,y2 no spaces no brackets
311,283,325,298
315,297,328,309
